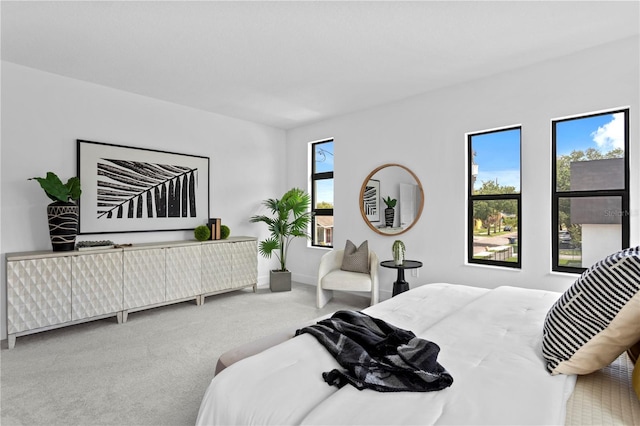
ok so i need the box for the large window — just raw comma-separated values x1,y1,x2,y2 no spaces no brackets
552,109,629,273
311,139,334,247
467,127,521,268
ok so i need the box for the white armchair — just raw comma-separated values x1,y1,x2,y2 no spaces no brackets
317,249,379,308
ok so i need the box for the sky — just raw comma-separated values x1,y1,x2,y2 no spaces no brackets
555,112,624,155
314,141,334,206
472,112,624,192
471,127,521,192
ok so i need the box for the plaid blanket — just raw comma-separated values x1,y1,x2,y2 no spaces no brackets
295,310,453,392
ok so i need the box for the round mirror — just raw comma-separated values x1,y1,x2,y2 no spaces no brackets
359,163,424,236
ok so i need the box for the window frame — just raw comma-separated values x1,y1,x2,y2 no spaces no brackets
551,108,630,274
467,126,522,269
311,139,334,248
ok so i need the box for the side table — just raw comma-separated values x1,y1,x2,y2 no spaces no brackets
380,260,423,296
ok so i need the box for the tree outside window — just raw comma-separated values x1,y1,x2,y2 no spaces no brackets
552,109,629,272
468,127,521,267
311,140,334,247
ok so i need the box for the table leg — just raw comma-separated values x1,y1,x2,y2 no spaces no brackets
392,269,410,296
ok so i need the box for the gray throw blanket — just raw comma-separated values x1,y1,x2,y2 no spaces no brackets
295,310,453,392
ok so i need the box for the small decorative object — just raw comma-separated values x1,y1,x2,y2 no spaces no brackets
208,218,221,239
220,224,230,239
392,240,405,265
76,240,115,251
250,188,311,292
30,172,82,252
194,225,211,241
382,196,397,227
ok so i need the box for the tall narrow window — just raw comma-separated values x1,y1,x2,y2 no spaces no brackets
552,109,629,273
467,127,521,268
311,139,333,247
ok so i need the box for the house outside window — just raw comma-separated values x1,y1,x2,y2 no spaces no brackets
467,127,521,268
552,109,630,273
311,139,333,247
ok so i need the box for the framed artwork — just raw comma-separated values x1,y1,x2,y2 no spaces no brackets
363,179,380,222
77,140,210,234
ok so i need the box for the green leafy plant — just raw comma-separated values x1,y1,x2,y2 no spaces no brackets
382,196,397,209
250,187,311,272
29,172,81,203
220,225,230,240
194,225,211,241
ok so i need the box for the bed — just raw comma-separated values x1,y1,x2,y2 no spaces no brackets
197,283,575,425
196,249,640,425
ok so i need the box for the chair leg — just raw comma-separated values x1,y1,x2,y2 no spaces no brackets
317,288,334,308
370,290,379,306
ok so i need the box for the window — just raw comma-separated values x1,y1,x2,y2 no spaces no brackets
311,139,334,247
552,109,629,273
467,127,521,268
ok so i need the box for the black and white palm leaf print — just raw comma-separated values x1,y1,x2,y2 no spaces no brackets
363,185,377,216
97,159,198,219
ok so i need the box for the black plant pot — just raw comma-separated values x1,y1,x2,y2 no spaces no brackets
385,208,395,227
47,201,79,251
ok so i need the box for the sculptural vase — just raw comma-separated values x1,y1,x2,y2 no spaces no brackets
47,201,79,251
385,208,395,227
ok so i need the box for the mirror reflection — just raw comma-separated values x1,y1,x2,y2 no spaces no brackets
359,163,424,236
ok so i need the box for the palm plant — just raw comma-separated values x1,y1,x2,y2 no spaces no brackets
250,188,311,272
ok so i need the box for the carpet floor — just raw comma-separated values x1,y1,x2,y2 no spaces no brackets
0,283,369,426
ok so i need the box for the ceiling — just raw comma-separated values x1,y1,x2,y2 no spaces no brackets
2,1,639,130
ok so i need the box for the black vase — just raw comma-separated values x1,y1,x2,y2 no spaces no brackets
385,207,395,227
47,201,79,251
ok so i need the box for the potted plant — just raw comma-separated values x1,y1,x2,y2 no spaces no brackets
392,240,405,265
382,195,397,227
250,187,311,292
30,172,82,251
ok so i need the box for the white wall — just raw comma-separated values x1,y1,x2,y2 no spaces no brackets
582,225,622,267
1,36,638,340
286,36,640,299
1,62,287,340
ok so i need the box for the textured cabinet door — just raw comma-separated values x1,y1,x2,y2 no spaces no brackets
231,240,258,289
123,248,165,310
7,257,72,334
201,242,233,293
166,245,201,300
72,252,123,321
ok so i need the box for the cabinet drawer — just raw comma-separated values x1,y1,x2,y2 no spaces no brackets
7,257,72,333
123,248,165,310
72,252,123,320
166,245,201,300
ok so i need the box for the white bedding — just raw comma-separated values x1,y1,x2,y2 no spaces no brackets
196,283,577,425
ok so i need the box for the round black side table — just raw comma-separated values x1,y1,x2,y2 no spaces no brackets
380,260,423,296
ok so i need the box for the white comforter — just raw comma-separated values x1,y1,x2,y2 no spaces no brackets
196,283,577,425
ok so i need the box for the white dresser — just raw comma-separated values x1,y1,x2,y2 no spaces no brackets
5,236,257,348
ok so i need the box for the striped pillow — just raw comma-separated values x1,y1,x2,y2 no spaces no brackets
542,246,640,375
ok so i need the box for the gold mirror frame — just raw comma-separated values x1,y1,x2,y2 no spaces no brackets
359,163,424,236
